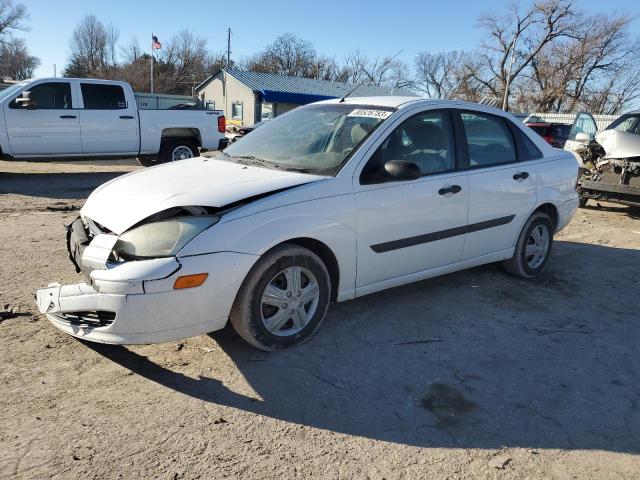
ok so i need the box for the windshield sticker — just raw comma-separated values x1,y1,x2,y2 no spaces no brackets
347,109,392,119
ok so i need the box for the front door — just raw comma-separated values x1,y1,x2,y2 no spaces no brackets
78,82,139,154
564,112,598,166
4,81,81,156
354,109,469,292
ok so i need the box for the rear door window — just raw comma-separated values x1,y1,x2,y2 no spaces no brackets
460,111,517,167
81,83,127,109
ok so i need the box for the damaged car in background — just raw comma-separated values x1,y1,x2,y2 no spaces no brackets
565,111,640,207
36,97,578,351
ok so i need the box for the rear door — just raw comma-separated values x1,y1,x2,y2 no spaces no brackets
78,82,139,154
456,110,540,260
3,80,81,155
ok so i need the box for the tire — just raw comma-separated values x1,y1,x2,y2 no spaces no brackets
159,139,198,163
229,244,331,351
503,212,554,279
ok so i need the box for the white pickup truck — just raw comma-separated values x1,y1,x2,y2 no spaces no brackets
0,78,227,166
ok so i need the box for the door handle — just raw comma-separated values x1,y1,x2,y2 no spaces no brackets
59,115,77,119
513,172,530,181
119,115,134,119
438,185,462,196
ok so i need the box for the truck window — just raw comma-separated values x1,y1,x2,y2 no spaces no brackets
11,82,72,109
81,83,127,110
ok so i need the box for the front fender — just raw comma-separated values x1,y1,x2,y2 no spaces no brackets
179,194,358,300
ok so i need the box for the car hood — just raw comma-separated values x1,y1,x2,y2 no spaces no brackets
81,157,323,234
595,130,640,159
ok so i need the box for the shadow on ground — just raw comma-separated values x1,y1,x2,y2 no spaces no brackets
87,241,640,452
0,172,131,199
583,201,640,219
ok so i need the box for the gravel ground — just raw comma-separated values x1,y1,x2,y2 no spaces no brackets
1,159,639,480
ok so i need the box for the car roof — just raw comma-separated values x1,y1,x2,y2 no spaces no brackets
317,96,518,116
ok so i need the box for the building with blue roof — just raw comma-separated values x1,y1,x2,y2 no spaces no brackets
195,68,417,126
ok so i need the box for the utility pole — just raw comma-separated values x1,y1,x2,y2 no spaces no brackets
501,33,518,111
53,64,56,78
227,28,231,69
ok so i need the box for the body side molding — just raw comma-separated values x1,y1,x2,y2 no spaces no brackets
370,215,516,253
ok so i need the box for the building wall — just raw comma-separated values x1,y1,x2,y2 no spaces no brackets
197,72,257,126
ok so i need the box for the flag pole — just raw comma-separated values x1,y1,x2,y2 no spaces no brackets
150,33,154,93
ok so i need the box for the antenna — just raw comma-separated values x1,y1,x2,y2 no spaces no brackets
339,49,404,103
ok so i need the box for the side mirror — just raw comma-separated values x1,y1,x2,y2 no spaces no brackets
384,160,421,181
12,91,35,109
575,132,592,143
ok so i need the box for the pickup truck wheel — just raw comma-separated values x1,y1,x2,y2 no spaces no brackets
160,139,198,163
229,244,331,351
503,212,554,279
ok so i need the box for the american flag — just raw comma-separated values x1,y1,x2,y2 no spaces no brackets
152,35,162,50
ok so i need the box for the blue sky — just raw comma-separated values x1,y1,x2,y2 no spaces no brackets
18,0,639,78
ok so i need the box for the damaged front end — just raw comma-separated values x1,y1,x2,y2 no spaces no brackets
574,128,640,207
35,206,257,344
35,157,322,344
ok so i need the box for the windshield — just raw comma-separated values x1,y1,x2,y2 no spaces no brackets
0,82,27,103
219,104,395,175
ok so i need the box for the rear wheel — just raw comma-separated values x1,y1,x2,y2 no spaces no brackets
229,244,331,351
160,139,198,163
503,212,554,278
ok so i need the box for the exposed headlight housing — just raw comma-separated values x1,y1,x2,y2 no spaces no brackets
113,216,220,259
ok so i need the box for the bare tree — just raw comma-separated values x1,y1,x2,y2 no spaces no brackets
516,12,640,113
64,15,119,78
0,37,38,79
0,0,39,80
154,30,217,95
414,51,469,99
471,0,579,110
121,37,142,64
0,0,27,44
243,33,317,77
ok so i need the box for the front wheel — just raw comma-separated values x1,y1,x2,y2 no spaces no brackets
503,212,554,278
229,244,331,351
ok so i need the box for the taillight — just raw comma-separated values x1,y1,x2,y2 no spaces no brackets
218,115,226,133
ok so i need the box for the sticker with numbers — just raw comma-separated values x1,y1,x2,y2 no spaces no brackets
347,109,392,119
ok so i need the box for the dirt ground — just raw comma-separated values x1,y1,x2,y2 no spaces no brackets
1,159,639,480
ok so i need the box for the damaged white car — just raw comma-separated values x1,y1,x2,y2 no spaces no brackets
565,111,640,207
36,97,579,351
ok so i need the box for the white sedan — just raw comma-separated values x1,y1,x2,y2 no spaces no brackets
36,97,579,350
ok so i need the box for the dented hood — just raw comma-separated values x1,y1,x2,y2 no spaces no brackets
81,157,323,234
595,130,640,159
